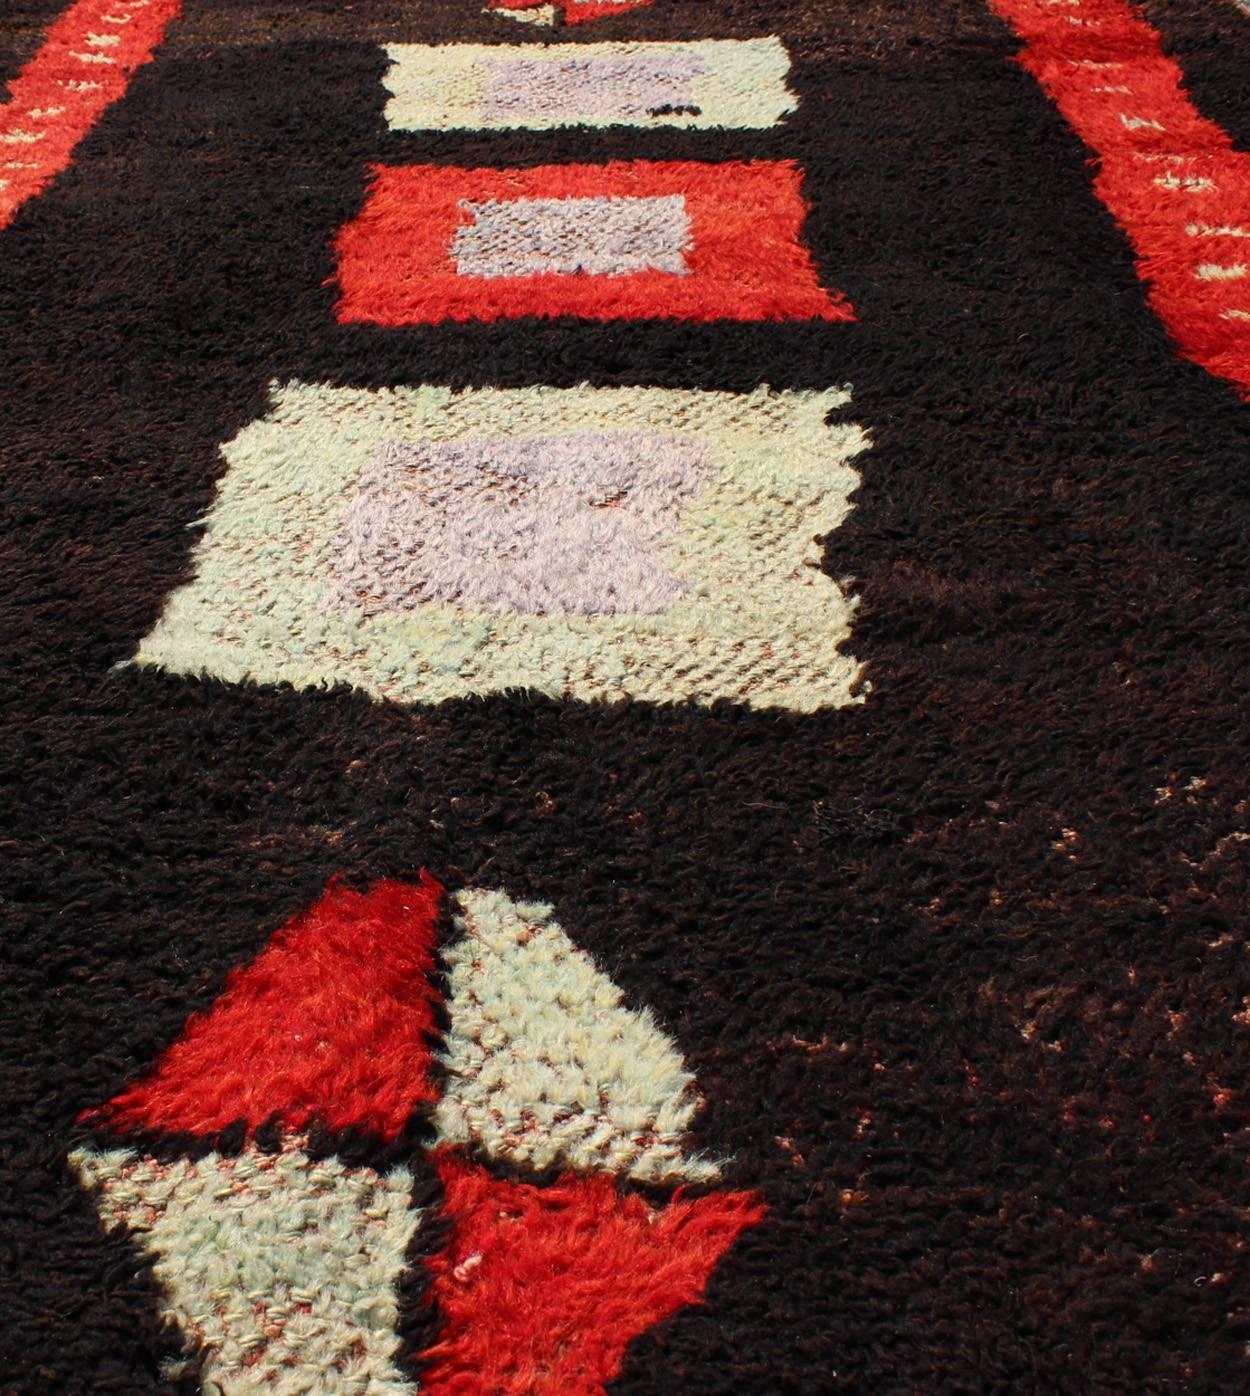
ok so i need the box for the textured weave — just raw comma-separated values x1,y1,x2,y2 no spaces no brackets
381,39,795,131
7,1,1250,1393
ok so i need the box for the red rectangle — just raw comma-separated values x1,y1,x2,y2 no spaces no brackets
333,159,853,325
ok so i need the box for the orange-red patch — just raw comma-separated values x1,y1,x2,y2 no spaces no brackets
422,1150,765,1396
80,877,444,1141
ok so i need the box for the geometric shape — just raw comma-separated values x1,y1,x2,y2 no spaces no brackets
992,0,1250,398
479,53,699,125
319,432,715,618
333,161,852,324
382,38,796,131
421,1150,764,1396
0,0,180,231
433,888,722,1183
491,3,557,23
451,195,692,278
68,1142,423,1395
79,877,444,1142
486,0,651,25
66,871,764,1392
558,0,649,21
133,382,868,712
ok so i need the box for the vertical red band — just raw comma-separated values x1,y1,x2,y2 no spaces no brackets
0,0,180,230
992,0,1250,396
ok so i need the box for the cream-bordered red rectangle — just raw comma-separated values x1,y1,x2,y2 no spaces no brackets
382,38,796,131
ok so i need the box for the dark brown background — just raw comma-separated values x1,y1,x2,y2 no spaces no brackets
3,0,1250,1389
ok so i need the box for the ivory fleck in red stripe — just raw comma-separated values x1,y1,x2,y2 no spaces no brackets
991,0,1250,396
487,0,653,26
0,0,180,230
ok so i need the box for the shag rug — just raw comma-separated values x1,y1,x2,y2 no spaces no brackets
4,0,1250,1391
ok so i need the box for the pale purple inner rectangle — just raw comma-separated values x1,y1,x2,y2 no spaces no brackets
451,194,691,279
481,52,703,122
320,430,715,618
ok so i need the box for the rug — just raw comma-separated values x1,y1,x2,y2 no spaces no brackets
3,0,1250,1391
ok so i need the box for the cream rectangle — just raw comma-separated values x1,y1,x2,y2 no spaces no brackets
134,382,868,712
382,38,796,131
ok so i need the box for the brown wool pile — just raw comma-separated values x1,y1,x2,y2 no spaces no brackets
4,1,1250,1392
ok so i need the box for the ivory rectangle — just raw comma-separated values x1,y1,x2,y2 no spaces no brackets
134,382,868,712
382,38,796,131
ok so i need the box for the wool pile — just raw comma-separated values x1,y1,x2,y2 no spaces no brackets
4,0,1250,1391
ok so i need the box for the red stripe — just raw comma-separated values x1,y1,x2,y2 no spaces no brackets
0,0,179,230
991,0,1250,395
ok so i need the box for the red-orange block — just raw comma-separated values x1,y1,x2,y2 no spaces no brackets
80,877,444,1142
333,160,853,325
422,1151,765,1396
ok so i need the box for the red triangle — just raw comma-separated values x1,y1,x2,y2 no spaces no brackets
561,0,653,24
421,1150,765,1395
82,876,444,1141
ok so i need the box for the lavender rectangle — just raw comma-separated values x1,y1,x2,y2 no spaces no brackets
450,194,691,279
480,52,703,123
321,430,715,618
